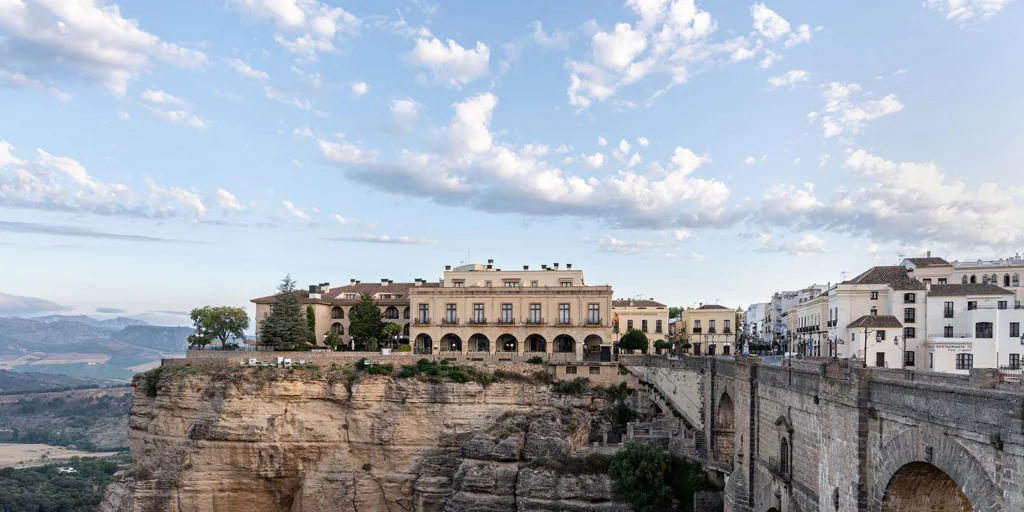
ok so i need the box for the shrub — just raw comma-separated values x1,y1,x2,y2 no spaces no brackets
619,329,649,353
398,344,412,352
362,463,371,471
551,377,590,395
526,356,545,365
609,442,673,511
138,368,162,398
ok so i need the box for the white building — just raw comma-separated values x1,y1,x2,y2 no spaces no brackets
744,303,768,341
923,284,1024,374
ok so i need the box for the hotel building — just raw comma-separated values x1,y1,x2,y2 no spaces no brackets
678,304,742,356
612,299,669,342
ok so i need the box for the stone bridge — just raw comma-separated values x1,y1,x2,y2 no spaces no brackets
620,355,1024,512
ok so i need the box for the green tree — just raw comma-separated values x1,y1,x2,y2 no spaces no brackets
348,292,386,351
668,306,683,319
653,339,670,354
188,306,249,349
258,275,307,350
324,330,341,350
618,329,649,354
608,442,673,512
381,323,403,349
306,305,317,344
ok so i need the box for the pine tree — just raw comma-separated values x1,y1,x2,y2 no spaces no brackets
306,305,317,344
348,292,385,351
258,275,307,350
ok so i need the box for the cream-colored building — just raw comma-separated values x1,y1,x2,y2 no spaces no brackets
901,253,1024,305
612,299,669,342
678,304,742,356
408,261,614,360
252,279,432,347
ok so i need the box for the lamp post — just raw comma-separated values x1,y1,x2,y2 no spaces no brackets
893,335,908,369
825,335,845,359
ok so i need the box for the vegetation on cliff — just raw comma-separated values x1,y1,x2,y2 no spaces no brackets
609,441,710,512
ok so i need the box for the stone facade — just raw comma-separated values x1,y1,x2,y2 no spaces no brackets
621,355,1024,511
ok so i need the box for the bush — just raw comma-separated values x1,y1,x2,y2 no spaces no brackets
551,377,590,395
398,344,412,352
609,442,674,511
619,329,649,353
526,356,545,365
362,463,371,471
391,358,492,385
138,368,162,398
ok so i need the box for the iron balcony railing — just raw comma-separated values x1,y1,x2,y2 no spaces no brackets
441,317,459,326
467,317,487,325
693,328,702,334
526,317,544,325
708,328,717,334
722,328,731,334
414,318,430,326
498,317,516,325
585,318,602,326
766,457,791,483
927,332,976,339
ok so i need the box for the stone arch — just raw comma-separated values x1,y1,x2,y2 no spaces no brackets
583,334,603,356
872,428,1001,511
414,333,432,354
441,333,462,352
468,333,489,352
881,463,971,511
970,274,977,284
714,392,736,464
526,334,546,353
331,306,344,319
385,306,399,319
554,334,576,353
497,334,517,353
331,322,344,335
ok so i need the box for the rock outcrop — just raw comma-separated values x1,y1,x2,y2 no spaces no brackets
102,366,631,512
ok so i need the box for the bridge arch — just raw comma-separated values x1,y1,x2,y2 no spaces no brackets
872,429,1001,511
714,391,736,464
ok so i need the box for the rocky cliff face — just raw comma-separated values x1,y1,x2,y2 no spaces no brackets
102,366,631,512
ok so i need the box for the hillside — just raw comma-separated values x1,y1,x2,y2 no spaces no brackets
32,315,150,331
0,370,118,394
110,325,192,354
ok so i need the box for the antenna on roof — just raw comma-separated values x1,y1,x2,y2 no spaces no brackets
897,253,905,263
840,271,849,281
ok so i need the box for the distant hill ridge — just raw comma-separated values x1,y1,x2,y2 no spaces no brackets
32,314,152,331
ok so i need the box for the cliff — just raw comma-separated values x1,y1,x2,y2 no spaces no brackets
102,364,632,512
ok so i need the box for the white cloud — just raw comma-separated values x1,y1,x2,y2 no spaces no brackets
117,111,130,121
691,253,706,262
331,213,347,225
758,49,781,69
324,234,438,245
319,92,732,229
767,69,809,88
405,37,490,87
0,0,206,96
530,21,572,50
761,183,820,216
282,200,309,221
924,0,1011,23
597,137,608,147
784,24,814,48
141,90,185,106
612,139,632,162
585,235,658,254
592,23,648,70
0,292,70,316
265,85,312,111
293,125,313,138
390,99,419,131
0,70,71,102
291,66,323,87
637,137,650,147
318,138,379,164
229,0,360,58
216,188,244,211
751,3,791,40
146,178,206,218
582,152,606,169
351,81,368,95
225,58,269,80
788,234,825,256
810,83,904,138
819,153,830,167
674,229,692,241
744,156,756,165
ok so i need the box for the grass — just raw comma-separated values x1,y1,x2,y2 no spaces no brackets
551,377,591,395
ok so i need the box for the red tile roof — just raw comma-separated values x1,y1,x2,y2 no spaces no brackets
251,281,438,306
613,299,667,308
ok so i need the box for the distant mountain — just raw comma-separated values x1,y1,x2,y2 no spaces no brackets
0,369,121,394
111,325,192,353
32,315,151,331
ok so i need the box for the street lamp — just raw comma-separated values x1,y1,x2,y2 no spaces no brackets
893,335,908,369
825,335,845,359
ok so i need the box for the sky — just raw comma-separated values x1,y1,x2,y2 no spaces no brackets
1,0,1023,325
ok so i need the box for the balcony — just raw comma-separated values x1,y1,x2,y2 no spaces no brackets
467,317,487,325
723,328,732,334
692,328,702,334
656,328,663,333
585,318,602,326
766,457,791,483
556,318,572,326
526,317,544,325
497,317,516,326
944,311,954,319
441,317,459,326
708,328,717,334
903,317,915,324
413,318,430,326
926,333,974,340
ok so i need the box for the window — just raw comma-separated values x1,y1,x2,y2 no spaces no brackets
485,281,492,288
627,319,634,330
929,353,934,369
453,280,464,288
944,325,954,337
558,303,571,324
642,320,648,332
956,353,973,370
968,301,978,311
939,278,948,284
876,330,886,341
445,304,457,324
724,320,731,333
903,327,916,339
588,304,600,324
871,291,879,300
1011,322,1020,338
529,303,542,323
1010,354,1021,370
709,320,716,333
560,280,573,287
656,320,663,333
589,367,600,375
531,281,538,287
962,275,968,284
1005,274,1012,287
1014,274,1020,287
975,322,993,339
875,352,886,367
418,304,429,323
904,351,915,367
904,308,915,323
504,280,520,288
923,279,931,285
694,320,701,329
904,293,916,303
870,307,878,316
780,437,790,476
944,302,954,318
999,301,1008,310
331,307,344,319
473,303,485,323
970,275,977,284
565,366,577,375
501,304,513,323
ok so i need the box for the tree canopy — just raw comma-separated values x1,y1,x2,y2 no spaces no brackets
348,292,385,350
668,306,683,319
258,275,307,350
381,323,403,348
608,442,674,511
188,306,249,349
619,329,649,353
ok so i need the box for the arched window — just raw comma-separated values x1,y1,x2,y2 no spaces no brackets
1005,274,1012,287
970,275,977,284
780,437,790,475
385,306,399,319
403,307,410,319
331,307,344,319
1014,274,1020,287
983,275,990,285
962,275,968,284
331,323,344,335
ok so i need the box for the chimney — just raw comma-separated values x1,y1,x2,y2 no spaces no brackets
488,259,494,265
355,280,361,284
927,250,931,258
381,279,389,286
566,263,572,269
554,262,560,269
350,279,356,284
523,265,529,270
415,278,423,286
320,282,330,294
541,264,548,270
487,264,493,270
308,285,321,300
445,265,451,271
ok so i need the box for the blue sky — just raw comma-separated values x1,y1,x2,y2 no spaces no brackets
1,0,1022,325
